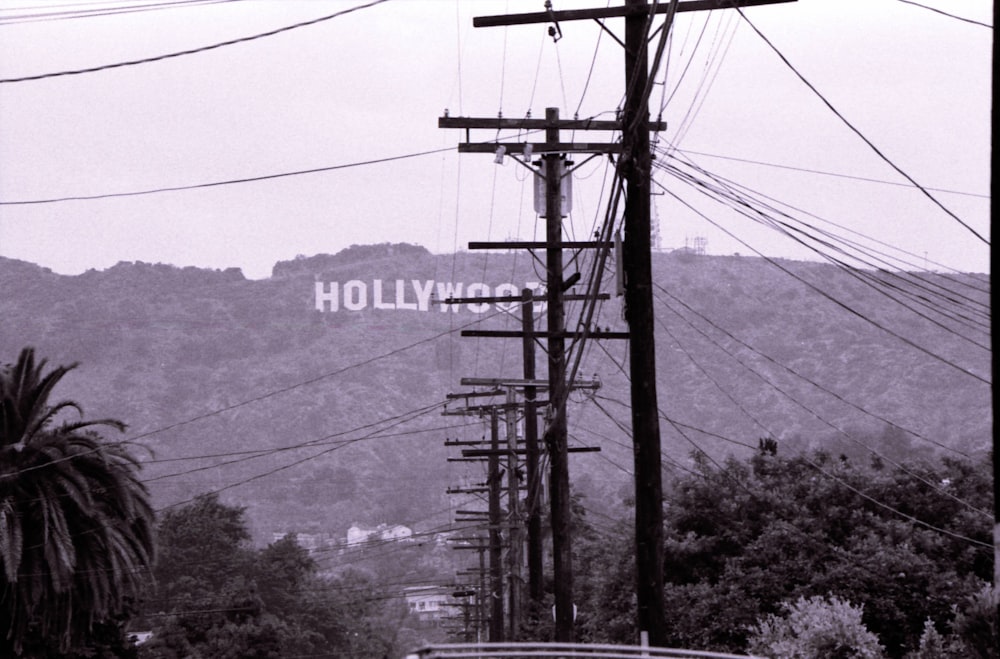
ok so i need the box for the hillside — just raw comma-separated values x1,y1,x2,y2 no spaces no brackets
0,244,990,545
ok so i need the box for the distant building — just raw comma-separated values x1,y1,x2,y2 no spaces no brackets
404,586,455,623
346,523,413,546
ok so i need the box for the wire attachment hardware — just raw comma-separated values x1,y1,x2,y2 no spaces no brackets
544,1,562,42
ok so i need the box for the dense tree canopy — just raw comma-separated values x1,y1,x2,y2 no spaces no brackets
139,493,417,659
568,446,993,658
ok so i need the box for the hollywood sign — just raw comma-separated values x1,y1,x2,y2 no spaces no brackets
314,280,547,313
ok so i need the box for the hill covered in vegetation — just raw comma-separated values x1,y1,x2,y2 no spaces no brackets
0,244,990,544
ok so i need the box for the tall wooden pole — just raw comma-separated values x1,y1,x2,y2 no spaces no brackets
488,409,505,642
543,107,574,642
505,388,522,639
991,0,997,630
623,0,666,645
457,2,796,648
522,289,544,605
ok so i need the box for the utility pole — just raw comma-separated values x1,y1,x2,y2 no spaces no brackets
453,540,488,641
521,288,544,606
470,0,796,646
505,388,522,640
541,107,574,643
621,0,665,644
488,409,504,642
991,0,997,629
444,396,511,642
440,109,627,641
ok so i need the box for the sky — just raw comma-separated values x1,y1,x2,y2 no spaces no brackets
0,0,992,280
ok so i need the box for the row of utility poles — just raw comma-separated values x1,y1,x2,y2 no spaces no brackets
438,0,795,645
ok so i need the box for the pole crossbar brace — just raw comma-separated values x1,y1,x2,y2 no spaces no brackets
461,330,628,340
460,377,600,389
472,0,796,27
468,241,611,250
441,293,609,305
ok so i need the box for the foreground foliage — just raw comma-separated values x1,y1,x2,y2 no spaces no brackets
137,493,415,659
747,595,885,658
572,446,993,658
0,347,155,657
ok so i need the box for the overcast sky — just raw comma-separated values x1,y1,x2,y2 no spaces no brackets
0,0,991,279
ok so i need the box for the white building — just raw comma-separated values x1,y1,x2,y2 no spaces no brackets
346,523,413,546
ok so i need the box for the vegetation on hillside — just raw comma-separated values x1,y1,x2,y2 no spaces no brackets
0,245,992,657
0,249,988,540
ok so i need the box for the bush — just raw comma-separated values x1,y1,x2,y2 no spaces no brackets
747,595,885,659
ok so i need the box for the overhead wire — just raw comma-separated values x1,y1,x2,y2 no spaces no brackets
0,146,454,206
0,0,390,83
1,307,514,480
589,329,759,468
672,147,990,200
650,180,991,386
665,11,740,148
0,0,240,24
651,284,990,518
154,414,445,510
571,0,608,120
662,151,991,296
663,411,992,552
653,281,974,459
734,6,989,246
659,150,992,308
634,379,994,558
142,401,457,485
659,153,992,340
893,0,993,28
662,162,993,347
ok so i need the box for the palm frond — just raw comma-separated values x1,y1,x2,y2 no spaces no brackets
1,348,154,654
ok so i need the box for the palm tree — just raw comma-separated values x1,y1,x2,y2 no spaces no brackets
0,347,155,656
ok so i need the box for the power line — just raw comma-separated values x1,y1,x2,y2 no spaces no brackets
735,7,990,246
662,149,991,293
659,156,992,344
141,402,455,485
653,281,974,459
0,0,240,25
673,147,990,199
151,403,446,512
894,0,993,28
0,0,390,83
2,308,510,480
652,285,990,518
139,420,478,467
653,180,991,386
0,147,453,205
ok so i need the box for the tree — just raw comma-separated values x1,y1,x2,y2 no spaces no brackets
747,595,886,659
141,495,411,659
654,448,992,656
140,494,260,659
0,347,155,656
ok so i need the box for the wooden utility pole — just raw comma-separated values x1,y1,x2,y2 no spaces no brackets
541,107,574,642
521,289,544,605
505,388,523,639
470,0,796,646
449,377,601,639
621,0,665,644
488,409,505,642
453,541,488,641
440,110,629,642
991,0,997,626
